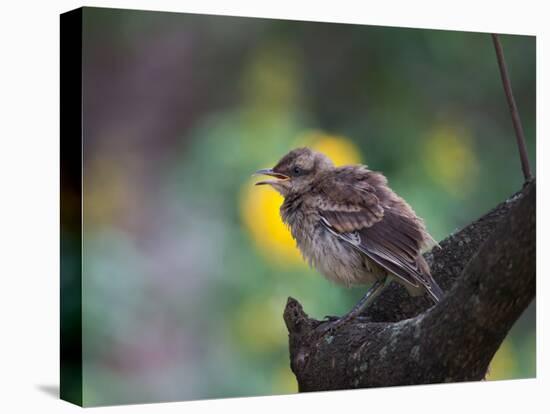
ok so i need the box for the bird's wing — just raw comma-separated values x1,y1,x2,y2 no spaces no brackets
316,168,432,290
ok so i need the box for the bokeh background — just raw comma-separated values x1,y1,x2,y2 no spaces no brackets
70,7,536,406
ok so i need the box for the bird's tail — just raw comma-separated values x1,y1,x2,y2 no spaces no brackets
417,255,445,303
425,278,445,303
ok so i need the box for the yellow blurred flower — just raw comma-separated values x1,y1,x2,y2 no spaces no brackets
240,132,362,267
241,41,302,115
84,156,135,228
423,126,478,198
297,130,362,166
241,183,302,265
272,364,298,394
486,340,518,380
232,297,287,353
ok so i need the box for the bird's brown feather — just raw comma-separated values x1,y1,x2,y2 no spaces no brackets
313,166,437,291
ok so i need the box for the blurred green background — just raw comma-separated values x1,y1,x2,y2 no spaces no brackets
71,7,536,406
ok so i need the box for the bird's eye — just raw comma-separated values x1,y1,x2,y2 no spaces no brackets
293,166,301,175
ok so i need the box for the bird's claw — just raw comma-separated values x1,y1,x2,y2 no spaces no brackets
317,314,371,339
317,316,351,337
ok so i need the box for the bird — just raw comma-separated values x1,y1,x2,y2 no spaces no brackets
254,147,444,331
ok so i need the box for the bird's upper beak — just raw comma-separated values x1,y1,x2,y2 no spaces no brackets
253,168,290,186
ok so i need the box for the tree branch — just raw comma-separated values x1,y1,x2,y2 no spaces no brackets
492,33,533,181
284,180,535,390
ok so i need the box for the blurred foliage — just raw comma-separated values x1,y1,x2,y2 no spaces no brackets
70,7,537,406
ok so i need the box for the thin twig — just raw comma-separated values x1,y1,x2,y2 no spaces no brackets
491,33,533,181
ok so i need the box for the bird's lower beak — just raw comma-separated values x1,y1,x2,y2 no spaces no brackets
253,169,290,186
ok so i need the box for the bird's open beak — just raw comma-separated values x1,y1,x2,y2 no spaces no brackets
253,169,290,186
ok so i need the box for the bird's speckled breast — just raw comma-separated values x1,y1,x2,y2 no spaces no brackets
281,193,383,287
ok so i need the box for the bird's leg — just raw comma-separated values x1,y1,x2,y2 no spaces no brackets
318,278,387,335
338,278,387,325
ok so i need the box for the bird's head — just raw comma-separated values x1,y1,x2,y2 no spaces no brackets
254,147,334,197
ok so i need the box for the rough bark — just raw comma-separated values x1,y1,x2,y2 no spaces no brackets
283,180,535,391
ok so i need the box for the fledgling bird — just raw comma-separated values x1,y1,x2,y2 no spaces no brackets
255,147,444,330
